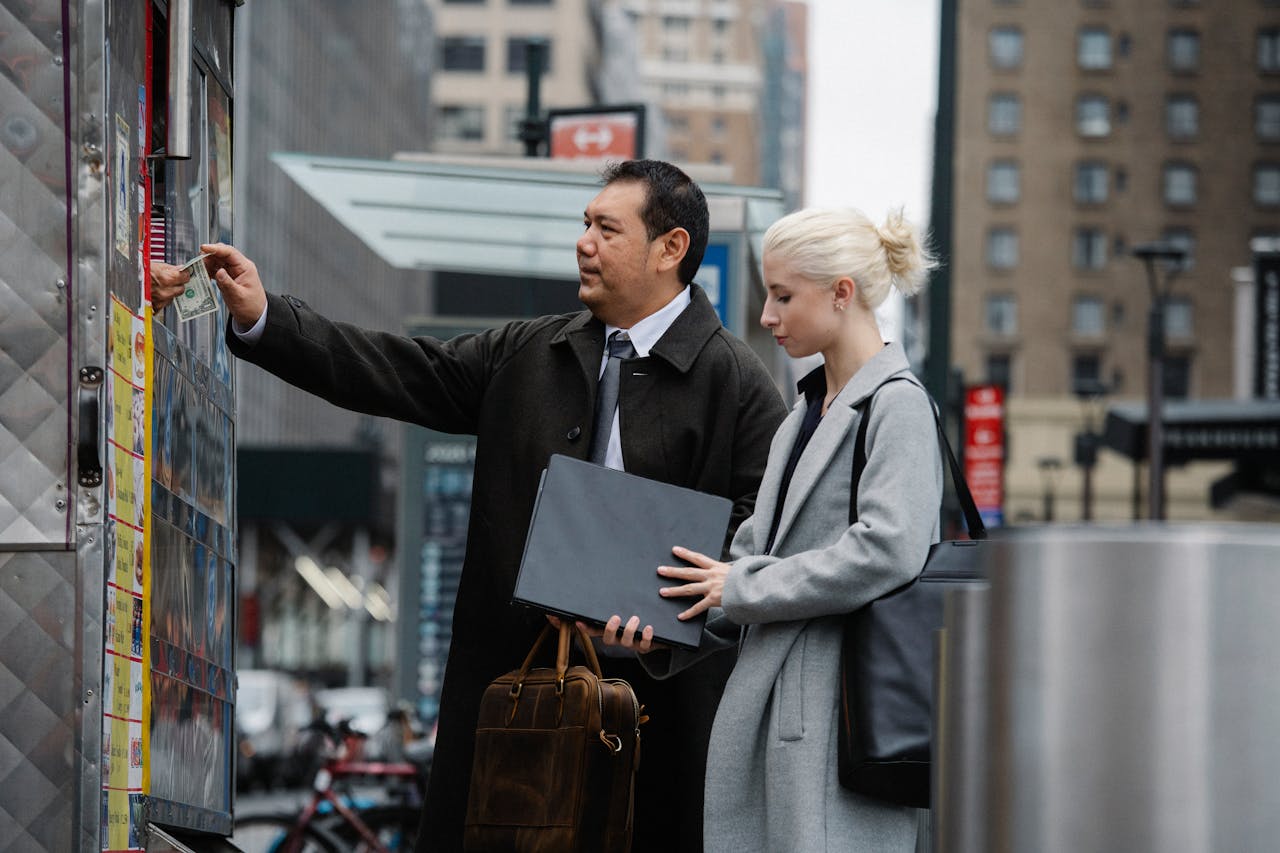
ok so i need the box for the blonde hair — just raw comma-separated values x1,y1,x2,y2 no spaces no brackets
762,207,936,309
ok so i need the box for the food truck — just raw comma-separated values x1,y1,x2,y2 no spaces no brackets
1,0,239,848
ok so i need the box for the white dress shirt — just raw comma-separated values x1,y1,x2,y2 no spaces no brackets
598,286,691,470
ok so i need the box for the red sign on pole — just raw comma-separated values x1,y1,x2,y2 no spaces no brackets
964,385,1005,527
548,105,645,160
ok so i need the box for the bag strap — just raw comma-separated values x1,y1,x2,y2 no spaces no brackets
849,376,987,541
515,622,604,686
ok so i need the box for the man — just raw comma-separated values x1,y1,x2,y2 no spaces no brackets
155,160,786,850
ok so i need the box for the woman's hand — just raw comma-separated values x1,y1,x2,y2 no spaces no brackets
150,261,191,312
658,545,729,620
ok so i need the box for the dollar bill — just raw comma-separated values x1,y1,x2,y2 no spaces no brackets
173,253,219,322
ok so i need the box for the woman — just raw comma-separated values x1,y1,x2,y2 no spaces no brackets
603,207,943,852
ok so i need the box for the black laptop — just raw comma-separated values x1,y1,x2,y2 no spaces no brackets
512,454,734,650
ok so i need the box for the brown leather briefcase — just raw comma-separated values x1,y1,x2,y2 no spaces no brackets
464,623,645,852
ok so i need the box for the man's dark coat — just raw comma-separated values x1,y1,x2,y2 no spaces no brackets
228,286,786,851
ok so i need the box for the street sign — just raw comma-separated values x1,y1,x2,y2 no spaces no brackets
964,385,1006,527
548,104,645,160
696,243,730,327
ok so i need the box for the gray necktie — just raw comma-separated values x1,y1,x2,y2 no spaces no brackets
589,332,636,465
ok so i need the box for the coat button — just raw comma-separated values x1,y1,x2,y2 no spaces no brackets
567,426,581,441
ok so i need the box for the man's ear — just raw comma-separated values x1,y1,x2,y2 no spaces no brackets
653,227,691,274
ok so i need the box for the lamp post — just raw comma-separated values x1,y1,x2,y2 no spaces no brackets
1129,242,1187,521
517,39,550,156
1072,379,1109,521
1037,456,1063,522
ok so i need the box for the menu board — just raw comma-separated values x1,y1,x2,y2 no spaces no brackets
103,294,151,851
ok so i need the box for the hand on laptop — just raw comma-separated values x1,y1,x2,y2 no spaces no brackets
657,545,728,620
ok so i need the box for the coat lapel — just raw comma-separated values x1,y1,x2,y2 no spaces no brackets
766,343,919,553
751,403,806,549
550,310,606,401
768,403,856,552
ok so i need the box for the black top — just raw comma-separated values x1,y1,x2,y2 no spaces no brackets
764,366,827,554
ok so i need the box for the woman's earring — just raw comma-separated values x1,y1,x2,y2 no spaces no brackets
835,302,845,312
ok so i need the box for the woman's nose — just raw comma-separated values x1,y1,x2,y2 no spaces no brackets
760,306,776,329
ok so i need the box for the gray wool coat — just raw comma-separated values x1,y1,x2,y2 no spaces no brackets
645,343,943,853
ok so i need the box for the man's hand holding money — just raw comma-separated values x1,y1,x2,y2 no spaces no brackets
199,242,267,330
149,243,267,330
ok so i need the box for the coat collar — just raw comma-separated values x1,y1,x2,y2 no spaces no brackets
765,342,919,552
550,285,723,376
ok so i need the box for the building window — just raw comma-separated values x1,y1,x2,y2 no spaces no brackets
1074,161,1109,203
665,113,689,133
1163,355,1191,398
986,354,1012,390
1260,29,1280,71
1164,296,1194,338
1078,27,1112,69
986,160,1020,204
711,115,726,137
662,46,689,62
663,15,691,31
1073,227,1108,270
1163,162,1197,206
988,92,1022,135
985,294,1018,336
1257,96,1280,140
1073,296,1106,336
436,105,485,141
440,36,486,72
1167,29,1200,72
1076,94,1110,137
989,27,1024,69
1256,164,1280,205
1166,95,1198,139
1071,353,1103,395
987,228,1019,269
507,37,551,74
509,0,552,4
1161,228,1196,271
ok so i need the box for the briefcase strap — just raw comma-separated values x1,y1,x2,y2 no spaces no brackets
513,623,605,690
849,377,987,541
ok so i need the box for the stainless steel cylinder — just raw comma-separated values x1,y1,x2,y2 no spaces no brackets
979,524,1280,853
934,583,990,853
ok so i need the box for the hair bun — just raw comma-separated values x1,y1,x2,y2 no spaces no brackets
876,208,931,297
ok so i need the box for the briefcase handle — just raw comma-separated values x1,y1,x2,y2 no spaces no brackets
512,622,604,693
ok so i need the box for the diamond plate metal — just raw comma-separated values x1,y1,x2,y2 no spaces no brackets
0,551,77,853
0,0,73,549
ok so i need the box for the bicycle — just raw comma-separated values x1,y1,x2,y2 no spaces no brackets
231,717,426,853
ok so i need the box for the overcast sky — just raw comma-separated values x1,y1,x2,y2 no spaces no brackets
804,0,940,225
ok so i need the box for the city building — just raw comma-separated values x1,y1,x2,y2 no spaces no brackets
431,0,604,153
938,0,1280,521
231,0,434,680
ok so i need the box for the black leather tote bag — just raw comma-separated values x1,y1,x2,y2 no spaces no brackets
837,378,987,809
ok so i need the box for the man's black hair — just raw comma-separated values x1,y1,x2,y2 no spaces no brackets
601,159,709,285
